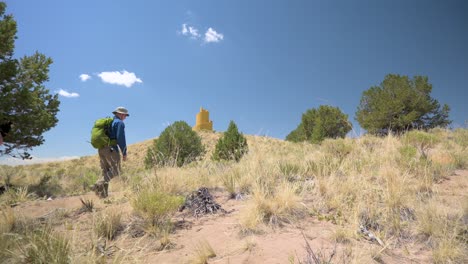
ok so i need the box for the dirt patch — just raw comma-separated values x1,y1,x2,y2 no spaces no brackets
9,171,468,263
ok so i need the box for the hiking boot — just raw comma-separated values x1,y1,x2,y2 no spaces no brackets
98,190,107,198
91,183,107,198
103,182,109,198
90,184,98,194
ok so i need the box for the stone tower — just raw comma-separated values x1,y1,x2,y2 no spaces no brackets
193,107,213,131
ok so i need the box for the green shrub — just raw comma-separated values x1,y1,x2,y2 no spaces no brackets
285,123,306,142
75,169,99,192
145,121,205,168
212,121,248,162
399,145,417,160
28,174,62,198
131,189,184,226
286,105,352,143
404,130,439,159
398,145,418,168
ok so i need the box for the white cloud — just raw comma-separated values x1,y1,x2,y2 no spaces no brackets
0,156,80,166
204,27,224,43
79,74,91,82
181,23,200,39
97,70,143,88
58,89,79,98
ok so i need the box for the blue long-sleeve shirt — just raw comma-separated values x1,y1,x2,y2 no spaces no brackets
109,116,127,156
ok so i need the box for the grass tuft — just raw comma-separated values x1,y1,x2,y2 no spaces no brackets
94,209,123,240
15,226,71,264
191,239,216,264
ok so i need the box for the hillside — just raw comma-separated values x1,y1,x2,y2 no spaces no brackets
1,129,467,263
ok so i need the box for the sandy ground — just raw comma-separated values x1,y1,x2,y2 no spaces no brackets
11,170,467,263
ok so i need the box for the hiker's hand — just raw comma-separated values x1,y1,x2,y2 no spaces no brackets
123,155,127,161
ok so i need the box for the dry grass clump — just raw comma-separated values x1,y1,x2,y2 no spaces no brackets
93,209,123,240
0,186,30,206
0,206,16,233
0,206,17,260
331,227,354,244
239,180,304,232
191,239,216,264
432,234,466,264
16,226,71,264
1,209,70,264
415,202,467,263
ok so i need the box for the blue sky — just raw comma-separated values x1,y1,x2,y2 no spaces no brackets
2,0,467,165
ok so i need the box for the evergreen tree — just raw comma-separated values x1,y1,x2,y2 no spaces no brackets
286,105,352,143
356,74,451,135
212,121,248,162
0,2,60,159
285,123,306,142
145,121,205,168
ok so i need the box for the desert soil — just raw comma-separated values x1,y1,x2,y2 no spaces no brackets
12,170,467,264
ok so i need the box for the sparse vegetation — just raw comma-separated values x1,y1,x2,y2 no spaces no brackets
0,128,466,263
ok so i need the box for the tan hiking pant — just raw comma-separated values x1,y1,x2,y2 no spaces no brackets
97,146,121,183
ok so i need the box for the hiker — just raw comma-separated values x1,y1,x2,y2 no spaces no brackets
92,107,129,198
0,121,12,146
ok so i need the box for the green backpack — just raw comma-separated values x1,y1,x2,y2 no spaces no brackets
91,117,117,149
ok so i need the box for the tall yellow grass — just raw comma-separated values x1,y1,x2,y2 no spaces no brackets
0,128,466,262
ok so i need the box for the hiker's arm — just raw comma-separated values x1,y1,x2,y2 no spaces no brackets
115,122,127,157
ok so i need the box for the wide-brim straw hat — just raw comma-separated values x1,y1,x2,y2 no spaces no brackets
112,107,130,116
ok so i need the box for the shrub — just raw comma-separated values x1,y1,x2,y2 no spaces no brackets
404,130,439,159
131,188,184,226
285,123,306,142
145,121,205,168
28,174,62,198
286,105,352,143
398,145,418,168
76,169,100,191
212,121,248,162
